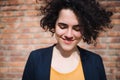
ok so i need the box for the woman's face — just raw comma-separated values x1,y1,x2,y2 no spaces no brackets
55,9,82,52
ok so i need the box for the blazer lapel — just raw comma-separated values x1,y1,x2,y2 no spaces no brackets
40,45,54,80
40,45,91,80
78,46,90,80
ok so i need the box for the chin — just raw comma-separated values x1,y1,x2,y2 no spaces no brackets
63,47,74,52
59,43,77,52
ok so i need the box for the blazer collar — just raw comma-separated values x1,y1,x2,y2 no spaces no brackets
40,45,54,80
42,44,89,80
77,46,90,80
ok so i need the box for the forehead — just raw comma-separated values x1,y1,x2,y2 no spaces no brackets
56,9,79,25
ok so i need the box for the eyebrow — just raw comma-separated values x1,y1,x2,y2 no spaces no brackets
58,23,67,26
58,22,80,27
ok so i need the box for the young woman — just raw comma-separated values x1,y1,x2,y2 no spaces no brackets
22,0,113,80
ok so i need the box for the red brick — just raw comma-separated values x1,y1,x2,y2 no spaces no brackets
110,38,120,43
106,50,120,56
8,67,24,73
21,27,41,33
0,0,24,6
16,33,33,39
24,0,37,4
0,11,24,17
111,13,120,19
33,32,53,38
100,37,120,43
1,6,19,11
9,56,26,62
24,21,40,27
0,62,6,67
1,34,17,39
33,38,57,44
0,34,2,39
34,43,55,49
7,62,26,67
0,46,6,50
24,10,40,16
1,39,31,45
99,32,106,37
2,29,19,34
7,45,33,50
14,11,24,17
19,5,36,10
112,25,120,31
6,22,23,29
1,39,17,45
5,73,22,78
21,16,40,21
6,50,29,56
107,74,116,80
0,23,5,29
0,11,14,17
107,7,120,13
116,74,120,80
88,43,107,49
109,44,120,49
1,17,18,23
0,56,9,62
112,19,120,25
102,56,111,61
100,1,120,7
107,31,120,37
105,62,116,67
0,68,9,73
0,73,5,78
116,57,120,62
0,52,4,56
94,50,106,55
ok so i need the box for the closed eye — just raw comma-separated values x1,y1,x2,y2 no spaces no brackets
58,23,68,29
73,25,82,31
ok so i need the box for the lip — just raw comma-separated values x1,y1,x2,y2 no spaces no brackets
61,37,74,44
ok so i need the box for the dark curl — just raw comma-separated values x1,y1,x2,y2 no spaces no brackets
40,0,113,45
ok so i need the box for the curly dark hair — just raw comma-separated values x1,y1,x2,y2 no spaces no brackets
40,0,113,45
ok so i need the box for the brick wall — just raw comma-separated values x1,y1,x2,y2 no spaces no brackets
0,0,120,80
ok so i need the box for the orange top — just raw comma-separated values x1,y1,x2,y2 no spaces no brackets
50,61,85,80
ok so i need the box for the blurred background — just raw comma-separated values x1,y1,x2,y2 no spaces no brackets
0,0,120,80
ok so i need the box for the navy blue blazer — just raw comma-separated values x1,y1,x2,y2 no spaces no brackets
22,44,107,80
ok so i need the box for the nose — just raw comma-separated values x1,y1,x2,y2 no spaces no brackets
64,28,73,40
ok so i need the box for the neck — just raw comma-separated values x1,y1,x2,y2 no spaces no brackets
55,45,79,58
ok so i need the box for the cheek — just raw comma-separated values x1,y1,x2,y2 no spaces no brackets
74,32,82,39
55,27,65,36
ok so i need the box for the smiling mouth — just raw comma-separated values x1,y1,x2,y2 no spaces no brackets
61,37,74,44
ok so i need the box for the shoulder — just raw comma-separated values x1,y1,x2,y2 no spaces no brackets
78,46,102,61
78,46,104,68
28,45,54,59
31,45,54,54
